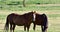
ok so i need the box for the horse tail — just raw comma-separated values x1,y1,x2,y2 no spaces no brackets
4,16,9,32
42,14,48,28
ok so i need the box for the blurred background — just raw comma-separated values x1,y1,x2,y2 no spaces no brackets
0,0,60,32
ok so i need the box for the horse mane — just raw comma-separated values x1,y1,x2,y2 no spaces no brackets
23,12,33,15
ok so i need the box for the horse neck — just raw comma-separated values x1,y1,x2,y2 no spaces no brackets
26,14,33,21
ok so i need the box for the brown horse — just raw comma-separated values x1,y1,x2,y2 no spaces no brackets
4,11,35,32
33,13,48,32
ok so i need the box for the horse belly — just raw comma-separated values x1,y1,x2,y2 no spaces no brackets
36,23,42,25
14,20,25,26
35,21,43,25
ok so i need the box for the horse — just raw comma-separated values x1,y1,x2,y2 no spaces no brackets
33,13,48,32
4,11,35,32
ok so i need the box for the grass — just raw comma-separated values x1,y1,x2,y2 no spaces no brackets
0,0,60,10
0,0,60,4
0,5,60,11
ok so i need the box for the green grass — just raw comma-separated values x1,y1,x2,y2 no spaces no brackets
0,0,60,4
0,0,60,10
25,0,60,4
0,5,60,11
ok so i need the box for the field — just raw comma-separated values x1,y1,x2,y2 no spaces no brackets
0,0,60,10
0,0,60,32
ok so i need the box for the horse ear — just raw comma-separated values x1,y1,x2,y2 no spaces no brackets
32,11,36,12
32,11,34,12
33,11,36,13
32,11,36,14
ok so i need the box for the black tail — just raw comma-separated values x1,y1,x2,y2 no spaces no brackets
4,17,9,32
42,14,48,27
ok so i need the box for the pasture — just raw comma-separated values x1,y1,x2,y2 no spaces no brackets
0,0,60,32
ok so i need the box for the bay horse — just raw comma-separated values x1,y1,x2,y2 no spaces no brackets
33,12,48,32
4,11,35,32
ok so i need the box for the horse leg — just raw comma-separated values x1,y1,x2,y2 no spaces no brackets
33,24,36,31
13,24,16,32
27,25,30,32
41,26,44,32
44,26,48,32
24,25,26,31
43,26,48,32
10,24,13,32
